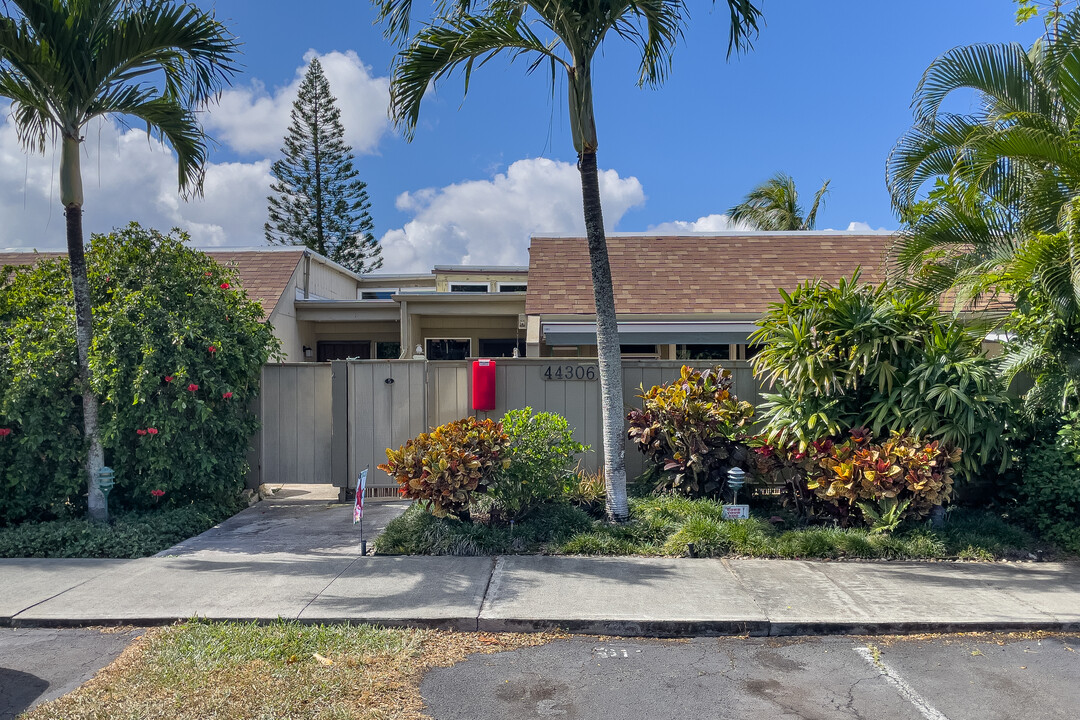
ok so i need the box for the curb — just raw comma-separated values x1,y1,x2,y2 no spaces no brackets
9,616,1080,637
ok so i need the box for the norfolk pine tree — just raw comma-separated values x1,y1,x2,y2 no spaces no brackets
266,57,382,273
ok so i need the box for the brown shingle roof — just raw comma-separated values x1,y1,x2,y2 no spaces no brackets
525,234,892,316
206,250,303,318
0,248,303,320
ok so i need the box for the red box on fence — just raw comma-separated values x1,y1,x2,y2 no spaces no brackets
472,359,496,411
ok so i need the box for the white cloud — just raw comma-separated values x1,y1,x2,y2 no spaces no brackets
646,213,749,234
379,158,646,272
839,221,892,233
0,112,272,249
204,50,390,157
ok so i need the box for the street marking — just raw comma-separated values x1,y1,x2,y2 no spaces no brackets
854,647,951,720
593,646,629,658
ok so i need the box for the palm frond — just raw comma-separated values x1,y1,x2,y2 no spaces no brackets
87,84,208,197
390,10,566,137
913,41,1046,123
0,0,238,197
89,1,239,107
804,178,831,230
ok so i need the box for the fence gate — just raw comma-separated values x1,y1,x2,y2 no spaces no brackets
343,360,427,496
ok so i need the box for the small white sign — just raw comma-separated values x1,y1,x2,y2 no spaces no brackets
723,505,750,520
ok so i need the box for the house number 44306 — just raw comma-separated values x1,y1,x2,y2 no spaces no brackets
542,364,598,381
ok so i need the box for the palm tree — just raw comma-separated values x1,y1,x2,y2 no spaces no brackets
727,172,830,231
375,0,762,521
0,0,238,521
886,8,1080,408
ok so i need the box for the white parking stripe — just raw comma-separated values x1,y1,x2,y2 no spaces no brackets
854,646,951,720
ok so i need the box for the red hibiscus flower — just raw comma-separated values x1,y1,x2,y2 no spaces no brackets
187,383,199,392
0,428,11,438
220,282,230,289
165,375,174,383
147,427,159,435
222,391,233,399
208,345,216,353
151,489,165,498
136,429,148,436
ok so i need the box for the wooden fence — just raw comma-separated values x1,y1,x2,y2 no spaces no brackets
247,359,765,497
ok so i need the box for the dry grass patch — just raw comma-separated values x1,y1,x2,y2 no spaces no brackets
23,620,562,720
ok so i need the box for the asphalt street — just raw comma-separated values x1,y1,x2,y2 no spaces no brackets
0,627,142,720
421,633,1080,720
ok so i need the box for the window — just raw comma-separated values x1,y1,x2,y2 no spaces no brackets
317,341,370,361
426,338,471,360
479,338,525,357
497,283,527,293
677,344,731,361
375,341,401,359
359,287,398,300
549,346,579,357
448,283,488,293
620,344,659,358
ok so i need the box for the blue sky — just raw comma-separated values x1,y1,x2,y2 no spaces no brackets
0,0,1042,271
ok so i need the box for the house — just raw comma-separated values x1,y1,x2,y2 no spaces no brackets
290,231,896,362
2,232,897,362
522,232,892,359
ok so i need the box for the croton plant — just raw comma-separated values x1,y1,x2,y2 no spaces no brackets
750,428,960,526
627,365,755,497
380,417,510,518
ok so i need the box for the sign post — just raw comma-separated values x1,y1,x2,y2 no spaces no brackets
354,468,368,555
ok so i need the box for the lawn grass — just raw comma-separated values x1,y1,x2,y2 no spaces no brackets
23,620,559,720
375,496,1062,561
0,498,246,559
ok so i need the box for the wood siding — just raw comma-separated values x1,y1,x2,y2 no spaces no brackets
250,359,764,491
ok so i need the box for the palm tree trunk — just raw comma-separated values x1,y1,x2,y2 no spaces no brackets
61,135,106,522
577,150,629,521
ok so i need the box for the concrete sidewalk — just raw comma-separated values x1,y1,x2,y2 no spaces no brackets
3,554,1078,636
3,485,1077,636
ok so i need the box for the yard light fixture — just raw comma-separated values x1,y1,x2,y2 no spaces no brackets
303,345,313,359
727,467,746,505
97,466,116,496
96,466,116,522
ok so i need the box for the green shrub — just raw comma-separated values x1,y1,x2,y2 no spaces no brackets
559,532,649,556
563,467,606,515
374,502,593,555
379,417,510,519
1016,440,1080,552
0,258,85,524
0,497,244,558
627,365,754,497
750,275,1009,483
0,224,279,525
375,492,1056,560
489,408,586,521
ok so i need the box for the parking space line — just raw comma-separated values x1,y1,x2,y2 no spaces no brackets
854,646,950,720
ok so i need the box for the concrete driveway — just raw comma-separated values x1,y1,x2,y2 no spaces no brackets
157,484,410,558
